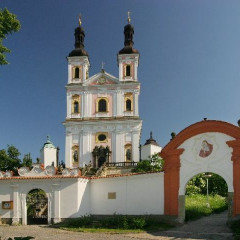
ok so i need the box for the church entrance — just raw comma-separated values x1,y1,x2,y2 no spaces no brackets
160,120,240,222
98,157,106,168
26,189,48,225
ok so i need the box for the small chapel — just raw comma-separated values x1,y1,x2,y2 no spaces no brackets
0,14,240,226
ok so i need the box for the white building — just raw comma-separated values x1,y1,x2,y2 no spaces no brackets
40,136,58,167
63,17,142,168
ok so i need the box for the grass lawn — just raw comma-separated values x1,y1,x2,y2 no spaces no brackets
185,194,228,221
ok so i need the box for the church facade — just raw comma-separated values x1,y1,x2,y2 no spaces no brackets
63,17,142,168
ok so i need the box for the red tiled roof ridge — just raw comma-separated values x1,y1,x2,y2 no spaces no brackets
0,171,163,181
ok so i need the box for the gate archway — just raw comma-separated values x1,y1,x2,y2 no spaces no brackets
26,189,48,225
160,120,240,222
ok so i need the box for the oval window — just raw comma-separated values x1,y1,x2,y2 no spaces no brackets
98,134,107,142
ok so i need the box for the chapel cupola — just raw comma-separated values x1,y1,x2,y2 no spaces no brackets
67,15,90,84
118,12,139,82
141,132,162,160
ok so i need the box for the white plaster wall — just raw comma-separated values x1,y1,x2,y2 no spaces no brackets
178,132,234,195
0,178,87,223
41,148,57,167
90,173,164,215
0,182,14,219
59,178,90,218
141,145,162,160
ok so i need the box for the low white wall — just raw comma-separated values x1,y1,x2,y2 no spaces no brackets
0,172,165,223
90,172,164,215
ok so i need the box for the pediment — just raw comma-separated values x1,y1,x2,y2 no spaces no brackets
84,71,119,86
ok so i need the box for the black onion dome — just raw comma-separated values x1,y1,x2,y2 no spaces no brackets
119,23,139,55
68,25,89,57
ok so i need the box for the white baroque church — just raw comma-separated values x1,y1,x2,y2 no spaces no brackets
64,17,143,168
1,15,239,226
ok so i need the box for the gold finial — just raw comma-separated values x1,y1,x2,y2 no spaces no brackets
79,14,82,26
101,62,105,69
127,11,131,23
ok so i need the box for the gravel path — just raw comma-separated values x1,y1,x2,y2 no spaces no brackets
0,211,233,240
127,211,233,240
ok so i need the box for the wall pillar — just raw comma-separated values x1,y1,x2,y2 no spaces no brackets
52,183,61,223
65,132,72,168
178,195,185,223
11,184,19,225
132,131,140,162
227,192,234,220
160,149,184,217
227,139,240,217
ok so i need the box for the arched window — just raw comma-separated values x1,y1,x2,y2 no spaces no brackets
126,65,131,77
75,67,80,78
74,101,79,113
126,99,132,111
124,93,133,112
98,99,107,112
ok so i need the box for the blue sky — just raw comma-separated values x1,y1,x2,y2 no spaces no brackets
1,0,240,163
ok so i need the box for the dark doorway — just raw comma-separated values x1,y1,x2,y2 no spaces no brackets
26,189,48,225
98,157,106,168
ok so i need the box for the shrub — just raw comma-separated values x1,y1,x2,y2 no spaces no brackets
131,217,146,229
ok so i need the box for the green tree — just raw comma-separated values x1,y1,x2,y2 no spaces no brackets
132,153,164,173
22,153,32,168
186,173,228,197
0,144,21,173
0,8,21,65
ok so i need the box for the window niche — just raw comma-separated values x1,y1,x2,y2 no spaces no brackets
72,145,79,163
71,95,80,114
125,144,132,162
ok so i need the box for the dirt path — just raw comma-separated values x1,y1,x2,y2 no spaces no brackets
0,211,233,240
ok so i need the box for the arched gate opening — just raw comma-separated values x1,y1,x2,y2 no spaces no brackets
26,189,48,225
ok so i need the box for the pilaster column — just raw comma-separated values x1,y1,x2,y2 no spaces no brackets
132,131,140,162
65,131,72,168
227,139,240,217
68,64,72,84
11,184,19,225
113,130,123,162
133,92,139,116
83,91,89,118
160,149,184,217
52,183,61,223
113,91,117,117
67,92,71,118
116,90,123,116
82,131,92,167
134,58,138,80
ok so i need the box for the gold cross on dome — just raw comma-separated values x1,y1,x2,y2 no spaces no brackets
79,14,82,26
127,11,131,23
